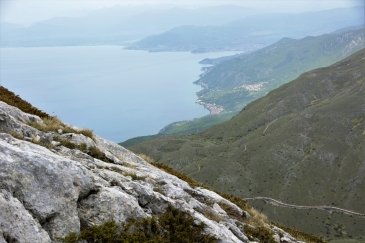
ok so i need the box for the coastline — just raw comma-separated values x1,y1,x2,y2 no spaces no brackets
196,99,224,115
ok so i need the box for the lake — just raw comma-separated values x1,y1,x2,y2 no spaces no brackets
0,46,236,142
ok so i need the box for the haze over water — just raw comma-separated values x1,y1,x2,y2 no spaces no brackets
0,46,237,141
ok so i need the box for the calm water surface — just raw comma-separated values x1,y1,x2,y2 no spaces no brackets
0,46,237,141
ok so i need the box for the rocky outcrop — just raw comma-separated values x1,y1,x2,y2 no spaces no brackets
0,101,302,242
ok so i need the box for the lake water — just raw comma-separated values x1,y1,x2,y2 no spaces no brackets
0,46,236,142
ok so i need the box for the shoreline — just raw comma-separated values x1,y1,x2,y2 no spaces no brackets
196,99,224,115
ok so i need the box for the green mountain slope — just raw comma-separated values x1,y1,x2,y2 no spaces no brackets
196,27,365,112
128,48,365,240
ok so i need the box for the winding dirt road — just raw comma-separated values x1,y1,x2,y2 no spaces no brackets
245,196,365,217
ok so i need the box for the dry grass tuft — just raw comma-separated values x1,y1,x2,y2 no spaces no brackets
10,131,24,140
28,117,94,140
53,136,111,163
78,129,94,139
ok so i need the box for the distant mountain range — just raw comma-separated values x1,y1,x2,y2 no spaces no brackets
127,48,365,241
129,7,364,52
0,5,253,47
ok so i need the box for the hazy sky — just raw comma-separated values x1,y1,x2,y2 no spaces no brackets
0,0,363,26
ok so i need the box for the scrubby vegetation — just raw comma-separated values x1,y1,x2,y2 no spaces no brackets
53,136,112,163
87,145,112,162
63,206,216,243
243,224,277,243
28,117,94,140
0,86,50,118
9,131,24,140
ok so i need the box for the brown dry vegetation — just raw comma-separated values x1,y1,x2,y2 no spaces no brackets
0,86,50,118
63,206,216,243
28,117,94,140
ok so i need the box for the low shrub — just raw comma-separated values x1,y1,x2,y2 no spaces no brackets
63,206,216,243
88,146,113,163
79,129,94,139
243,224,277,243
10,131,24,140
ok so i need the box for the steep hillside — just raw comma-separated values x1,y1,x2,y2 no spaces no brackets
196,27,365,111
129,7,363,52
0,87,317,242
129,49,365,240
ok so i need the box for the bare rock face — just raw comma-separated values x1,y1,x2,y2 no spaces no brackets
0,190,51,243
0,101,303,243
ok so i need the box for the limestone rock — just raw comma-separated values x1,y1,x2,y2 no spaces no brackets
0,101,303,242
0,190,51,243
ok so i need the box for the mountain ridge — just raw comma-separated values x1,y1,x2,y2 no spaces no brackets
129,7,364,52
0,5,253,47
